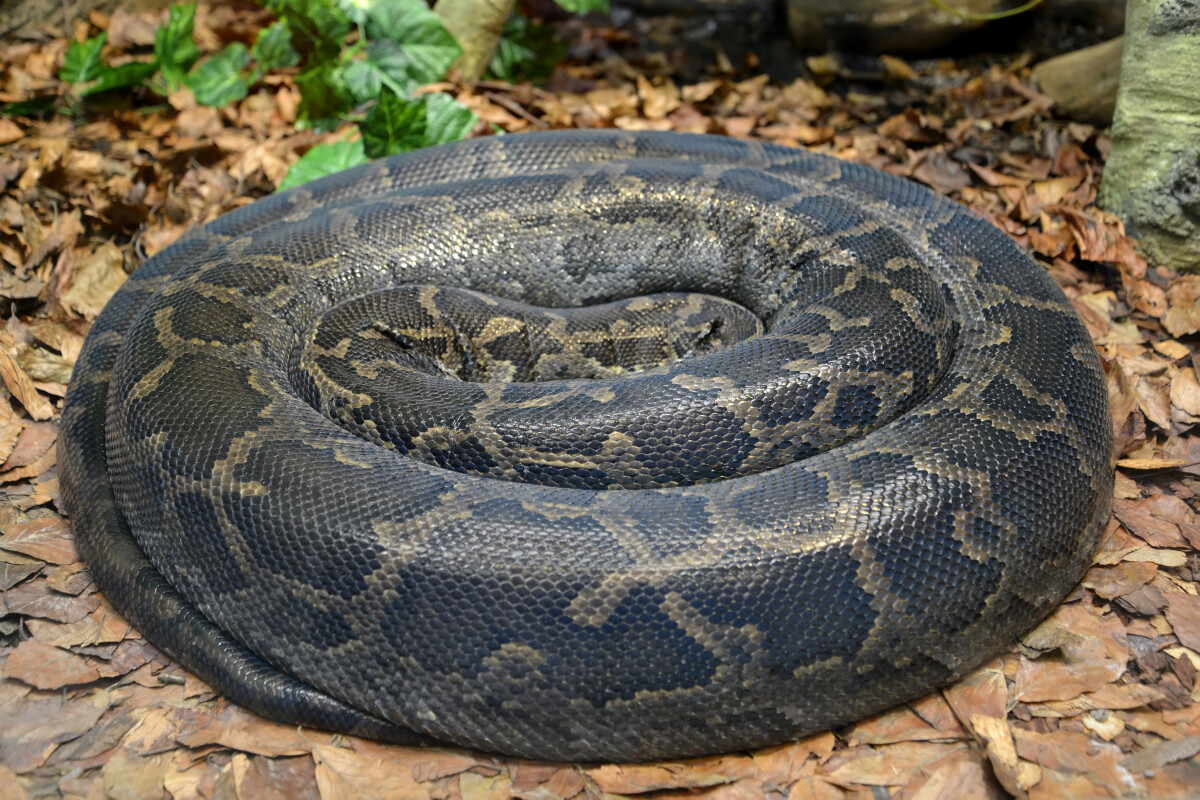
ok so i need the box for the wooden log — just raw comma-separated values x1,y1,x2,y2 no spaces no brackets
785,0,1001,53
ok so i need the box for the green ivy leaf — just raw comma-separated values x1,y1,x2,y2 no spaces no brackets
295,61,352,129
251,21,300,71
1,97,55,117
276,0,350,65
487,15,564,84
364,0,460,87
84,60,159,96
61,31,158,96
155,4,200,92
361,88,477,159
338,57,387,106
60,33,108,84
333,0,375,27
277,139,368,191
423,91,479,146
187,43,252,106
361,87,424,157
551,0,609,12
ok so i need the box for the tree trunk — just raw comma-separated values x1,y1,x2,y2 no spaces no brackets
433,0,518,82
1100,0,1200,271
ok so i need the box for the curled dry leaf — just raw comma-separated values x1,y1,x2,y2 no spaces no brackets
0,347,53,421
1162,276,1200,337
969,714,1040,797
59,243,127,320
1015,605,1127,703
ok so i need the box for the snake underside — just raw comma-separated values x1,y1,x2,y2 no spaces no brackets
60,130,1113,761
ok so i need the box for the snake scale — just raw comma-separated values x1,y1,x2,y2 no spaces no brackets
60,130,1113,761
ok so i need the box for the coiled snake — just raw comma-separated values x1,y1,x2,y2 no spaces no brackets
60,131,1113,761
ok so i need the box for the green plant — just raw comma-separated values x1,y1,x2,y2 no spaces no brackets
48,0,599,188
487,14,564,84
59,5,193,98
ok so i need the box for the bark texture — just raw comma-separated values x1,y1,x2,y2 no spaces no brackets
433,0,517,82
1101,0,1200,271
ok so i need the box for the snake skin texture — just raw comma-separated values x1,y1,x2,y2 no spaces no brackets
59,130,1113,761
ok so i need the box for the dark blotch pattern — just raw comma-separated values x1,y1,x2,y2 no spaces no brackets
59,130,1113,762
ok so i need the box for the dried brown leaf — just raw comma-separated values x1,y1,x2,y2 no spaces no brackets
1164,592,1200,652
1015,605,1127,703
969,714,1035,797
0,517,77,564
0,560,39,591
459,772,512,800
787,774,845,799
588,754,755,793
237,755,321,800
510,763,585,800
171,703,311,757
310,742,431,800
1121,734,1200,777
1113,494,1198,549
1162,276,1200,337
3,577,98,622
1134,373,1172,430
848,702,961,745
0,347,54,421
2,422,55,470
1082,561,1156,600
101,748,166,800
1011,728,1128,794
1031,682,1165,718
6,637,101,689
637,75,680,120
0,685,106,772
0,119,24,146
1170,368,1200,419
752,732,836,786
60,242,127,320
942,662,1008,732
892,747,1007,800
912,149,971,194
825,742,964,788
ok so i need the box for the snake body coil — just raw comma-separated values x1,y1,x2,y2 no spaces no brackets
60,131,1113,761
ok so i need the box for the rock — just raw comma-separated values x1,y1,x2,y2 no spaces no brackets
786,0,1003,53
1033,36,1124,125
